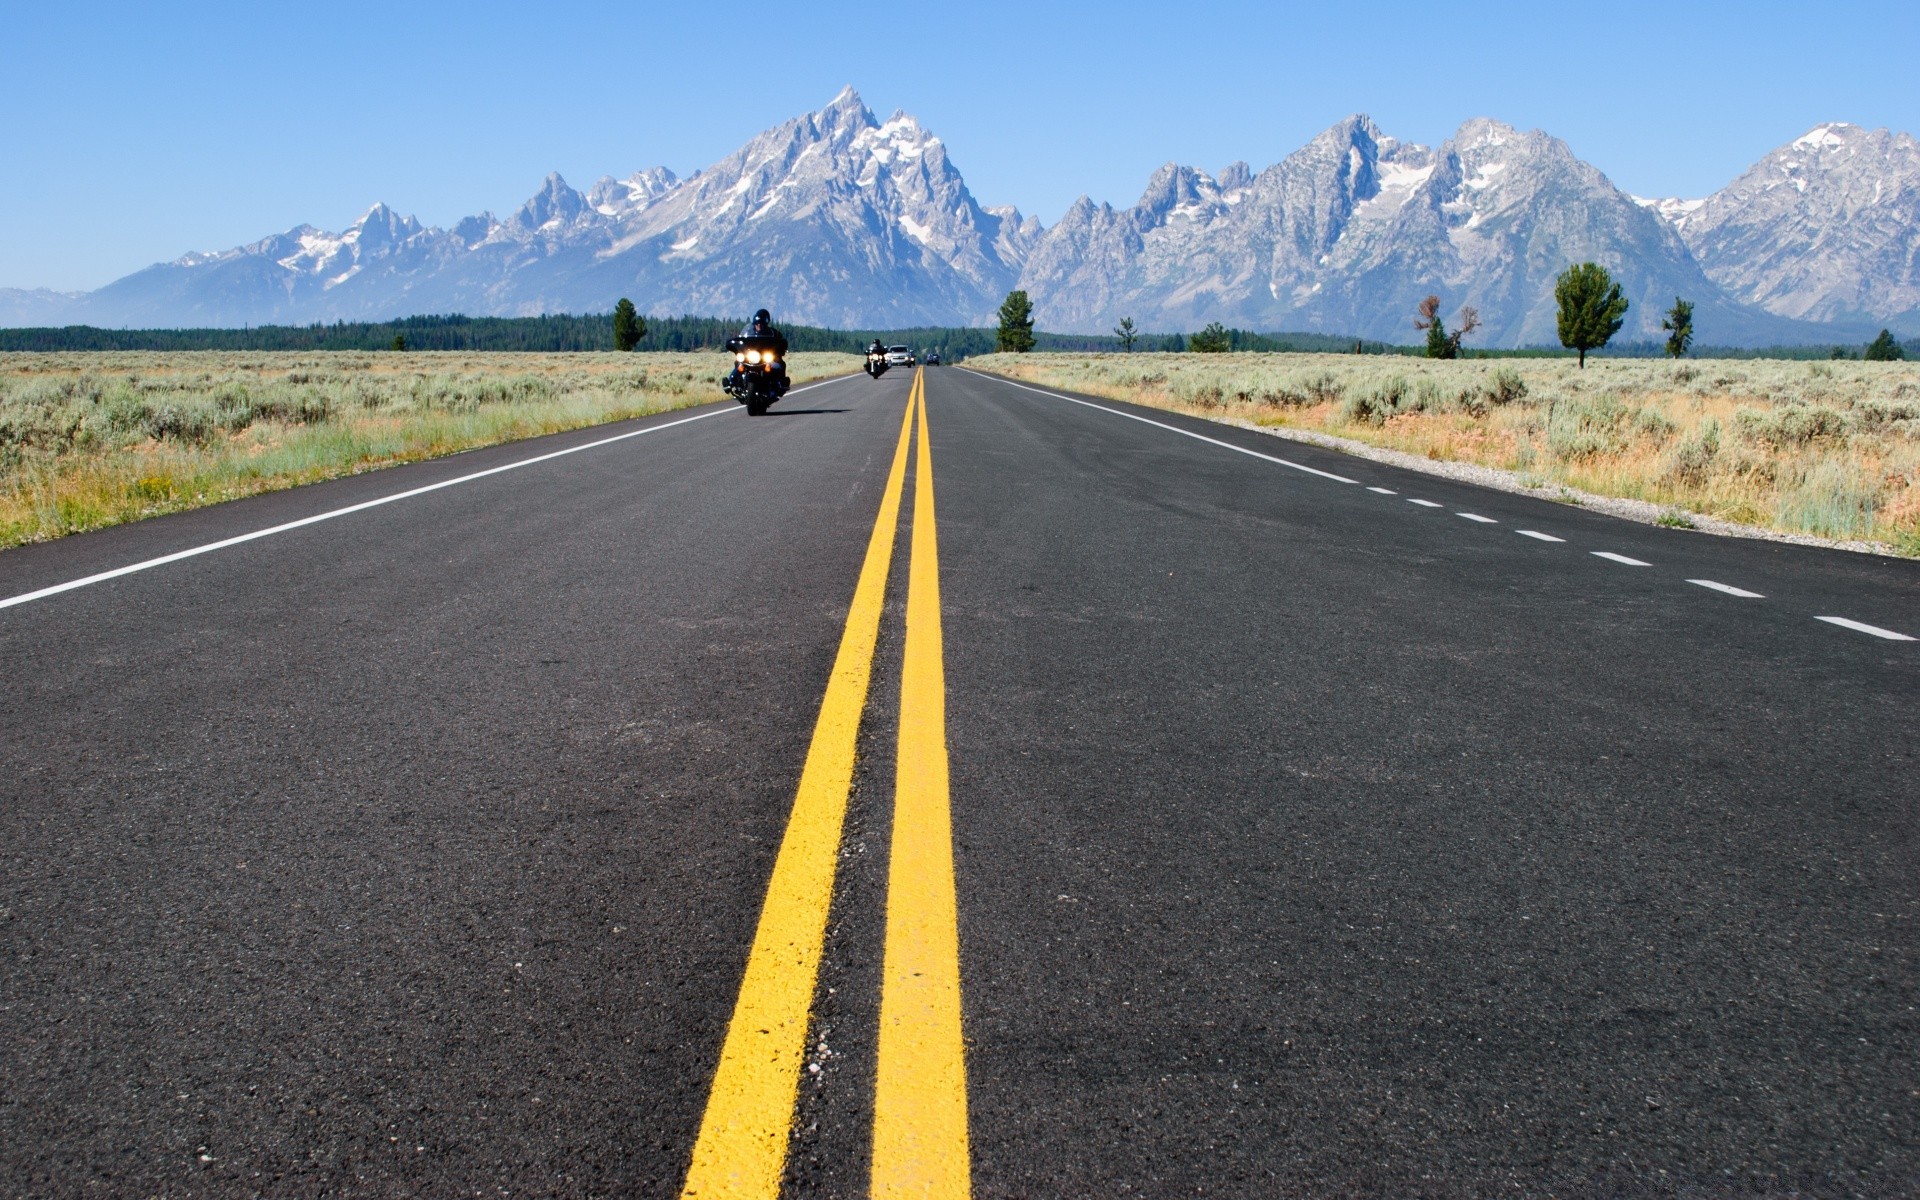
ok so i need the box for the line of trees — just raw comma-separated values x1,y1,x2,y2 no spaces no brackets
7,292,1911,362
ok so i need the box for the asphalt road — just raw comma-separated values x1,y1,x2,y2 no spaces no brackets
1,366,1914,1197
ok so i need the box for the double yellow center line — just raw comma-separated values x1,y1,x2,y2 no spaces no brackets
681,369,971,1198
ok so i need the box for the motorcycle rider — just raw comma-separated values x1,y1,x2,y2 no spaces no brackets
725,309,790,397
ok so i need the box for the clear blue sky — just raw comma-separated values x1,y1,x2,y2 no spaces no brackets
6,0,1916,291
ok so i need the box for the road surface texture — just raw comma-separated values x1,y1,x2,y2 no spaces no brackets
1,366,1913,1197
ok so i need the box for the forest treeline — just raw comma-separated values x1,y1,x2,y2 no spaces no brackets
0,311,1907,361
0,314,1395,357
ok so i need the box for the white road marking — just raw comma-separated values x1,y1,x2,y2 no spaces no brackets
1814,616,1916,641
1407,499,1443,508
1457,513,1498,523
1367,487,1397,495
1592,552,1651,566
967,371,1361,484
0,377,853,612
1516,530,1565,542
1689,579,1764,599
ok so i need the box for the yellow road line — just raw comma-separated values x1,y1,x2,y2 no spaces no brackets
680,377,920,1198
872,369,972,1197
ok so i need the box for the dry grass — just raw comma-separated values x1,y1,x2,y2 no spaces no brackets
968,352,1920,554
0,351,858,549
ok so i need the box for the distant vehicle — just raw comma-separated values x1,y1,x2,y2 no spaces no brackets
886,345,914,367
925,350,941,366
865,338,889,379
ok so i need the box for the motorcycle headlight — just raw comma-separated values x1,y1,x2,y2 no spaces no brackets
735,352,745,362
745,348,762,364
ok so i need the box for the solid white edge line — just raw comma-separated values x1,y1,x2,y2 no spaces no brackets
1407,499,1443,508
1516,530,1565,542
1814,615,1916,641
1592,552,1651,566
1458,513,1497,523
0,375,855,612
1688,579,1765,599
964,369,1360,484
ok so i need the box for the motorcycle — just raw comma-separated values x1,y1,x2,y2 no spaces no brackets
724,334,789,415
865,347,890,379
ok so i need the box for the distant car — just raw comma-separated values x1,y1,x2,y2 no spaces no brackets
924,350,941,366
885,345,914,366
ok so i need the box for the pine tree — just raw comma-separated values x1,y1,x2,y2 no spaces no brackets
996,290,1036,352
390,334,407,351
1415,295,1480,358
1864,329,1905,361
1114,317,1138,352
1555,262,1629,367
1661,297,1694,358
613,298,646,352
1416,295,1450,359
1190,322,1232,353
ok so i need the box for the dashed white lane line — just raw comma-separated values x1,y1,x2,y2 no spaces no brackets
0,378,855,613
1815,616,1916,642
970,371,1908,642
1689,579,1765,599
965,371,1361,484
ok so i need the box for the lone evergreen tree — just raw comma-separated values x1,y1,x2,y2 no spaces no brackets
613,298,646,352
1414,295,1481,358
1864,329,1905,361
1422,307,1449,359
390,333,407,351
1190,322,1232,352
1555,262,1629,367
1661,297,1694,358
1114,317,1138,352
996,290,1036,352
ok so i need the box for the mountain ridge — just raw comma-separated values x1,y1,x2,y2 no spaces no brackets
3,93,1913,346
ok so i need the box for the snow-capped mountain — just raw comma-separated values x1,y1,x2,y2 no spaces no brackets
30,88,1033,331
1653,123,1920,327
1017,116,1809,345
3,95,1914,345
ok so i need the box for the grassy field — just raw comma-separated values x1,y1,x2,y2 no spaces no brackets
0,351,859,550
967,352,1920,554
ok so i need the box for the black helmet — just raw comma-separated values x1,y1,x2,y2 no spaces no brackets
752,308,771,329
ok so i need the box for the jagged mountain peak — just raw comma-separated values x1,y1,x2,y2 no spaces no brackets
1679,121,1920,324
13,95,1914,343
508,173,588,233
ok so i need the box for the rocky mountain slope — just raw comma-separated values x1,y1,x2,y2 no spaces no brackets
2,96,1911,347
13,89,1033,331
1017,116,1815,345
1654,123,1920,328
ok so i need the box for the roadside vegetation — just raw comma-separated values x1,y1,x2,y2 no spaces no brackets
966,352,1920,554
0,351,857,549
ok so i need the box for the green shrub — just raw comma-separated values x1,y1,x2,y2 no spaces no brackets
1733,404,1851,449
1547,395,1635,460
1780,461,1877,537
1485,367,1528,406
1663,419,1721,486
